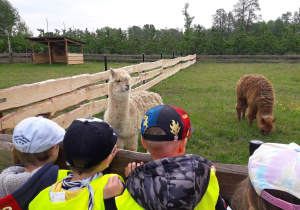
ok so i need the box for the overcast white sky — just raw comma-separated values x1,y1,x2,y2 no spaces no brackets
9,0,300,36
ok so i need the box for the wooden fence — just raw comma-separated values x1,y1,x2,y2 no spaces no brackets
1,53,300,64
196,54,300,63
0,53,32,64
0,54,196,133
0,54,248,201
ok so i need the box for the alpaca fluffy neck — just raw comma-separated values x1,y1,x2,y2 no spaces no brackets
107,93,130,116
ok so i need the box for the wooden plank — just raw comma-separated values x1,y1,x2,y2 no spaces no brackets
68,56,83,61
12,58,32,63
142,60,163,71
52,99,108,129
196,59,300,63
0,74,92,112
0,83,108,132
162,57,181,68
0,58,11,62
11,53,31,57
68,53,83,57
0,53,10,57
132,75,164,93
89,71,110,84
68,60,84,65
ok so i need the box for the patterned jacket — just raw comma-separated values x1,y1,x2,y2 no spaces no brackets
126,154,224,210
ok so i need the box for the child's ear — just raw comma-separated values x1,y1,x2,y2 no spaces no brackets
51,144,59,155
141,137,147,150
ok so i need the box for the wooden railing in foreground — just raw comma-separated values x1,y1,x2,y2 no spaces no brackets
0,54,196,133
0,134,248,201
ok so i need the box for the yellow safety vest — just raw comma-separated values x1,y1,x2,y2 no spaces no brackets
115,168,219,210
57,169,71,181
29,174,122,210
30,170,218,210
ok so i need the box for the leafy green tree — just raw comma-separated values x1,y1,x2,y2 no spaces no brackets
233,0,261,32
182,3,194,30
212,9,227,54
11,19,32,53
0,0,20,53
281,12,292,26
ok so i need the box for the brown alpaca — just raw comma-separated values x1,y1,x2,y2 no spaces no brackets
235,74,277,135
104,69,163,151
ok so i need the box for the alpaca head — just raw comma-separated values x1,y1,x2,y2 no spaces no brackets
108,69,131,100
259,115,277,135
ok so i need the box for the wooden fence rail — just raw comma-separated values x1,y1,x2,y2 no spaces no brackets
1,53,300,64
196,54,300,63
0,54,196,133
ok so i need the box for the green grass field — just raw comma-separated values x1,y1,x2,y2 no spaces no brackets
1,62,299,165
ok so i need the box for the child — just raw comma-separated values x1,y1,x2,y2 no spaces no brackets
0,116,68,209
125,105,231,210
231,142,300,210
29,117,124,210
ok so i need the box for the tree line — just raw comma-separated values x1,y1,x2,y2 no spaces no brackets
0,0,299,55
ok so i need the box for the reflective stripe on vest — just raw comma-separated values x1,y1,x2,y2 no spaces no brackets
29,174,122,210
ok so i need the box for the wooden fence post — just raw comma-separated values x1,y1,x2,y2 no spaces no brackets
104,55,107,71
105,55,108,98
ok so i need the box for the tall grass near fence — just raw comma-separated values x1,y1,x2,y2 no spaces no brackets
1,62,299,165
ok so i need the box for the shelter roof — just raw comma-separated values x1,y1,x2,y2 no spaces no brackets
25,37,86,46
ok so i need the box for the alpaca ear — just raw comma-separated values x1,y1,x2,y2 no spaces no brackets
273,118,277,122
110,68,115,78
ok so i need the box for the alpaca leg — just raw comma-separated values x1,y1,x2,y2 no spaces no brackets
116,137,125,149
242,103,248,120
236,100,246,122
125,134,138,152
247,106,257,126
235,102,242,122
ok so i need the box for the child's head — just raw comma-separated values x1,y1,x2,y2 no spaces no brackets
233,142,300,210
63,117,119,175
140,105,194,158
12,116,65,167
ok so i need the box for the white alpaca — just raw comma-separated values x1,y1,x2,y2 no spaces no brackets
104,69,163,151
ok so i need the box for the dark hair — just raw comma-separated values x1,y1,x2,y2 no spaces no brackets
68,160,102,175
231,176,300,210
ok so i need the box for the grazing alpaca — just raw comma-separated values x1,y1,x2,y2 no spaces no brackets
235,74,277,135
104,69,163,151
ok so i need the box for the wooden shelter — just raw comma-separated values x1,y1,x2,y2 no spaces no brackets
25,37,86,65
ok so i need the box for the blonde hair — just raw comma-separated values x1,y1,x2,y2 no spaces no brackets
16,148,52,167
143,127,184,159
231,176,300,210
